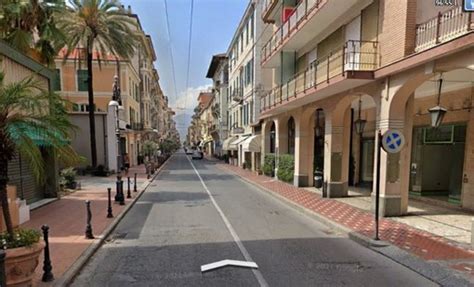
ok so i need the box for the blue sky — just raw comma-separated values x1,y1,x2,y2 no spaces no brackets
121,0,248,137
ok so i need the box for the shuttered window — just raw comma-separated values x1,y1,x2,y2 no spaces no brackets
77,70,88,91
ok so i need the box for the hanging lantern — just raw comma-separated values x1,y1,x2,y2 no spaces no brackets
355,96,366,135
428,76,447,128
428,105,447,128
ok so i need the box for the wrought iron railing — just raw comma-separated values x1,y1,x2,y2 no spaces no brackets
415,6,472,53
260,40,378,112
262,0,324,63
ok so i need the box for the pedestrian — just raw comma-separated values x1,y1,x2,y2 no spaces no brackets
123,153,130,174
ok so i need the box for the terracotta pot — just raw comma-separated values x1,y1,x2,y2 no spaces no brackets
5,242,45,287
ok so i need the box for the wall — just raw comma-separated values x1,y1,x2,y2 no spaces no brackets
69,113,108,168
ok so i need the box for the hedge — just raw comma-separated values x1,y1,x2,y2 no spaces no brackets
277,154,294,183
262,153,275,176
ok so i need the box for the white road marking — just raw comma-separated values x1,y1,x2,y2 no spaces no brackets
201,259,258,272
187,156,269,287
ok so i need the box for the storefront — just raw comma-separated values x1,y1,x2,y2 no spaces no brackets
410,124,466,204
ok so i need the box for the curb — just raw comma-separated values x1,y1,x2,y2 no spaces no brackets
55,156,172,287
220,165,474,287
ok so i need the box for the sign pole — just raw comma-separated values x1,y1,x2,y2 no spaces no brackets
375,130,382,241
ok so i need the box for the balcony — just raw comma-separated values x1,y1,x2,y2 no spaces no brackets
415,6,473,53
261,0,372,67
232,88,243,103
260,40,378,114
130,122,144,131
262,0,279,23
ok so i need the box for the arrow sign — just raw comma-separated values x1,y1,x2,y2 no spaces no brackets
381,129,405,154
201,259,258,272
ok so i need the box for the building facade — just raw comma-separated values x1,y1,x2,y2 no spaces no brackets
222,0,272,170
258,0,474,215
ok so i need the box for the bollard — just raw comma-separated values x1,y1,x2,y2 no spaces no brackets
133,173,137,192
41,225,54,282
114,175,122,202
107,188,113,218
85,201,94,239
119,179,125,205
127,177,131,199
0,250,5,287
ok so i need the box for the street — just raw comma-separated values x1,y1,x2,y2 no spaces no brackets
72,151,436,286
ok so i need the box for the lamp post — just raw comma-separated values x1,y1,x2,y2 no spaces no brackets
354,96,366,186
109,75,124,204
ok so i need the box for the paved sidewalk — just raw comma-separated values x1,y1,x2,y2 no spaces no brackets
22,165,149,286
218,163,474,279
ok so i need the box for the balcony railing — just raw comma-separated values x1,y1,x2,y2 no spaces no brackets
415,6,473,53
130,122,144,131
260,40,378,112
232,88,243,103
262,0,324,64
262,0,278,21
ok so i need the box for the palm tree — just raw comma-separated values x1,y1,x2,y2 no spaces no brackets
0,71,81,236
0,0,66,66
56,0,138,168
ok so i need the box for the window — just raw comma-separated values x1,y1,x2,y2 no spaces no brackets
249,101,254,123
72,103,94,112
240,33,244,52
77,70,88,91
53,69,61,91
246,20,249,45
245,59,254,86
250,14,254,39
288,117,295,155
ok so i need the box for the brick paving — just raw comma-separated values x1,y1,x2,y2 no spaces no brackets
22,165,149,286
218,163,474,277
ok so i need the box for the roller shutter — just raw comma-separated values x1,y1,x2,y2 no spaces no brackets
7,153,43,204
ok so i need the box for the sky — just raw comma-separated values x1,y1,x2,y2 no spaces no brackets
120,0,248,139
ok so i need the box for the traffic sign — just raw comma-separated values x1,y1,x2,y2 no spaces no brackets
381,129,405,153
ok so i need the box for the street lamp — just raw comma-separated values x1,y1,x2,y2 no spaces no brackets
428,75,447,128
109,75,124,204
354,96,367,135
314,108,323,137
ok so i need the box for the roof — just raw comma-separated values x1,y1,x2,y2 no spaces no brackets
57,48,123,61
226,1,255,54
206,53,228,78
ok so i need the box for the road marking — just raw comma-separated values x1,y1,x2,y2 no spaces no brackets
201,259,258,272
187,156,269,287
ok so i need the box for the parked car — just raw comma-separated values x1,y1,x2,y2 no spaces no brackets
192,150,203,160
185,148,194,155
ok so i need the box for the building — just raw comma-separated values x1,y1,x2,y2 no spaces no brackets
206,54,229,157
258,0,474,215
222,0,272,170
54,6,175,171
1,40,59,224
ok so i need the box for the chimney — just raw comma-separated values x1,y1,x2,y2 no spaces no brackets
128,5,132,14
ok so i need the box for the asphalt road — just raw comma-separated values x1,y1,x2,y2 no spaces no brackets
72,151,437,286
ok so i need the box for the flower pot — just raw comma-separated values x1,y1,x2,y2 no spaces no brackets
5,242,45,287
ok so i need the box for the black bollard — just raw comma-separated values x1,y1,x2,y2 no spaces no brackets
0,250,6,287
119,180,125,206
115,175,122,202
41,225,54,282
127,177,131,199
107,188,113,218
85,200,94,239
133,173,137,192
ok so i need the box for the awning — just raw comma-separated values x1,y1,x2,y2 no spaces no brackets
222,136,237,150
229,136,249,151
241,135,261,152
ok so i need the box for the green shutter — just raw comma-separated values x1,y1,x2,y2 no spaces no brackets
52,69,61,91
77,70,88,91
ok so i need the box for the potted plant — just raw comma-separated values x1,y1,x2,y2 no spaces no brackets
61,167,78,189
0,72,82,286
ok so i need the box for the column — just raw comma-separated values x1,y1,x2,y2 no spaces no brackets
294,112,313,187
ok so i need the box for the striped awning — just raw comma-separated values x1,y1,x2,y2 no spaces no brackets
229,136,249,151
222,136,237,151
241,135,261,152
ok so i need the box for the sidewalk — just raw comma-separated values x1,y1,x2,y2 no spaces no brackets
218,163,474,279
22,165,149,286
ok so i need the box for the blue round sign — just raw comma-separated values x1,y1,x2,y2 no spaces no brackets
382,129,405,153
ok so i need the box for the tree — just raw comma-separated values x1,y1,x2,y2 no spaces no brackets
0,71,81,236
57,0,138,168
0,0,66,66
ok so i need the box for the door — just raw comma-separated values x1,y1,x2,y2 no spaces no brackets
360,139,374,183
344,15,361,70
